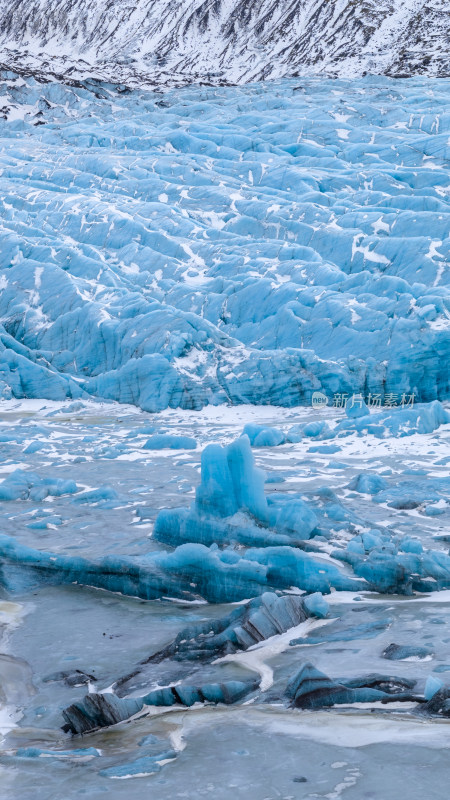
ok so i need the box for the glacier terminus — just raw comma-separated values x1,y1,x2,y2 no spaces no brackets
0,41,449,800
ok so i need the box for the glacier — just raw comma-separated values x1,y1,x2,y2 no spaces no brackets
0,65,450,800
0,72,449,411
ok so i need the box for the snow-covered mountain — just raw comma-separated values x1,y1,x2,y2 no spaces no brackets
0,0,448,87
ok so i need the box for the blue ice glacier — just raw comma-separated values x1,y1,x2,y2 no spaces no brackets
1,67,450,797
0,73,449,411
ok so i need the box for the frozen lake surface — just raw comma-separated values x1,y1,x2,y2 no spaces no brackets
0,398,449,799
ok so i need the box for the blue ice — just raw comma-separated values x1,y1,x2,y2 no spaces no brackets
0,74,449,411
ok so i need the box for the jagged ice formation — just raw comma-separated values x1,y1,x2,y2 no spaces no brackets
0,73,449,410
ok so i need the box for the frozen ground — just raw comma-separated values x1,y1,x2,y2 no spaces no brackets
0,398,450,798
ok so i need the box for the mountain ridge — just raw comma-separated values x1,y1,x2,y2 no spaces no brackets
0,0,448,88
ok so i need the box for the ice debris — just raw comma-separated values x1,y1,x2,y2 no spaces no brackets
285,663,420,708
243,402,450,450
154,435,318,548
299,593,329,619
334,401,450,438
345,396,370,419
143,434,197,450
243,424,286,447
63,679,258,735
2,430,450,603
0,469,78,501
290,618,390,646
382,643,434,661
237,403,450,454
114,591,309,696
14,747,100,761
424,675,443,701
333,520,450,594
43,669,96,687
417,688,450,717
99,751,177,779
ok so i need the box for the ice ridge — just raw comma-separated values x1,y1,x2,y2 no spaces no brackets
0,73,449,412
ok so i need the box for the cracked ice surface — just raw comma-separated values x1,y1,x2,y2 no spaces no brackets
0,73,449,410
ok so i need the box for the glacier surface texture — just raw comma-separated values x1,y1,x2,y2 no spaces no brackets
0,73,449,410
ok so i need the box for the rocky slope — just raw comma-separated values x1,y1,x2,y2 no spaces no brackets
0,0,448,87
